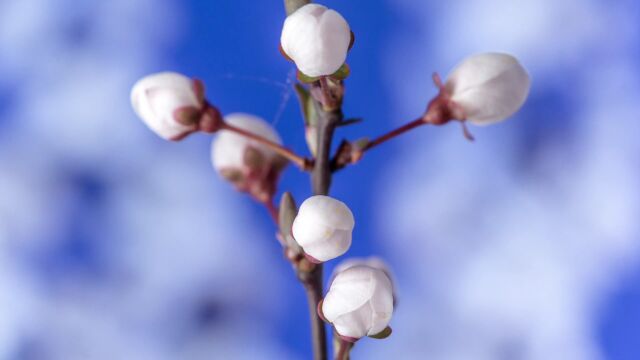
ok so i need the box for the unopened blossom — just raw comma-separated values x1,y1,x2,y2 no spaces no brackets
333,257,394,289
442,52,530,125
131,72,209,140
211,113,287,202
291,195,354,262
322,265,394,340
281,4,351,77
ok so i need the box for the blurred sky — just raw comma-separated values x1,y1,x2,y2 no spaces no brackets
1,0,640,359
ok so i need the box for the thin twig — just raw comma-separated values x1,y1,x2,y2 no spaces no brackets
331,117,426,171
297,82,344,360
221,122,312,170
361,118,425,153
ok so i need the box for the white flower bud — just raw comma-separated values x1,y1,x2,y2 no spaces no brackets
280,4,351,77
445,52,530,125
322,265,394,340
333,257,393,285
211,113,286,202
291,195,354,262
131,72,205,140
332,257,397,307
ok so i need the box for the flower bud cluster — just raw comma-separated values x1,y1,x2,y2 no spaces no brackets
129,10,533,351
291,195,396,342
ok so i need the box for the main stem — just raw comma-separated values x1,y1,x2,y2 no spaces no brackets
312,109,339,195
302,94,342,360
282,4,341,359
302,267,326,360
335,338,353,360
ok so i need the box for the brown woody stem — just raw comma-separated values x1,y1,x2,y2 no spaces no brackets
281,3,347,359
311,104,341,194
221,122,312,170
291,77,345,360
330,117,427,172
300,266,328,360
362,117,425,153
335,338,353,360
299,96,342,360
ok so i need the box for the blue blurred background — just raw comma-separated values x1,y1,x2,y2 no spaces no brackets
1,0,639,359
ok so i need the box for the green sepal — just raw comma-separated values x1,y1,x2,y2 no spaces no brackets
368,326,392,340
173,106,201,125
285,0,311,15
330,63,351,81
353,137,370,151
294,83,320,156
294,83,318,127
219,168,244,184
243,146,266,169
279,192,302,254
337,118,363,128
297,70,320,84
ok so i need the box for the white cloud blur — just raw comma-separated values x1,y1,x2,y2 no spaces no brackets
366,0,640,359
0,0,293,358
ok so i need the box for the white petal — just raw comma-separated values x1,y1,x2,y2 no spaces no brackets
291,196,355,262
323,266,376,320
146,88,197,121
130,72,199,139
291,217,335,248
367,271,394,335
332,302,373,339
297,195,355,230
299,229,351,261
322,265,395,338
331,257,395,296
132,72,195,94
280,4,351,77
445,53,530,125
333,257,390,276
281,4,326,61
